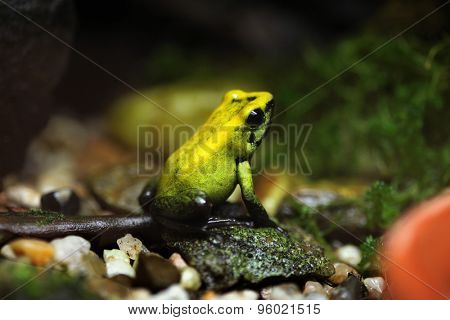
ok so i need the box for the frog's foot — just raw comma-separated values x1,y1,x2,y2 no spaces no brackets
253,217,288,236
154,216,209,236
203,216,255,230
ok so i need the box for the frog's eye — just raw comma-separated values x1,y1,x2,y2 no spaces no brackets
246,108,265,127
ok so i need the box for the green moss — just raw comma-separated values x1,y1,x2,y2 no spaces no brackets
162,226,334,290
0,261,100,299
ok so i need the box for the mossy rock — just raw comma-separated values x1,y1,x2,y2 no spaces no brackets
163,226,334,290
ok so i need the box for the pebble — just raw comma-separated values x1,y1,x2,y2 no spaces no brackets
8,238,54,266
180,266,202,291
5,184,40,208
134,253,180,291
331,274,368,300
263,283,304,300
40,188,80,216
151,284,189,300
303,281,326,296
169,252,188,270
304,292,328,300
0,244,16,260
328,262,358,284
104,249,136,279
81,250,106,277
217,289,259,300
363,277,386,299
117,233,147,260
126,288,153,300
336,244,362,266
51,235,91,274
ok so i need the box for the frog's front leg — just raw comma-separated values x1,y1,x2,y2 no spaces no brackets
237,161,287,234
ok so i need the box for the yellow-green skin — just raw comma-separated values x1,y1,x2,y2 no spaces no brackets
150,89,277,231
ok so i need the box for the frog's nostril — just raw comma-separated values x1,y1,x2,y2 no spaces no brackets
266,99,275,111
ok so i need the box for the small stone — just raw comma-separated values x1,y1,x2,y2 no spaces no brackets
169,252,188,270
152,284,189,300
328,262,358,284
41,188,80,216
201,290,217,300
117,233,145,260
0,244,16,260
134,253,180,291
304,292,328,300
126,288,153,300
323,284,334,297
331,274,368,300
180,266,202,291
260,287,272,300
217,290,259,300
51,235,90,274
9,238,54,266
363,277,386,299
104,249,136,278
6,184,40,208
265,283,304,300
81,251,106,277
336,244,362,266
303,281,326,295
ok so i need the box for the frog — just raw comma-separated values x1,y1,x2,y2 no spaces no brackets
139,89,284,234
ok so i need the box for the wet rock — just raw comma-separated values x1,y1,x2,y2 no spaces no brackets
41,188,80,216
363,277,386,299
89,164,149,214
335,244,362,266
217,289,259,300
162,226,334,290
117,233,147,260
303,281,326,296
151,284,189,300
331,274,368,300
328,262,358,284
263,283,304,300
104,249,135,279
8,238,54,266
5,184,41,208
51,235,90,274
134,253,180,291
277,187,375,244
180,266,202,291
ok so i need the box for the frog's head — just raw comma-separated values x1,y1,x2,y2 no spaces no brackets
215,89,274,159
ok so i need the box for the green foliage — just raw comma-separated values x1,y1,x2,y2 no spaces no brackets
358,235,380,274
274,35,450,228
363,181,402,229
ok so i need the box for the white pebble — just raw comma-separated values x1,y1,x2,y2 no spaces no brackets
169,253,188,270
117,233,145,260
304,292,328,300
217,290,259,300
266,283,304,300
5,184,40,208
152,284,189,300
303,281,326,295
336,244,362,266
103,249,135,278
0,244,16,260
363,277,386,299
180,266,202,291
51,235,90,274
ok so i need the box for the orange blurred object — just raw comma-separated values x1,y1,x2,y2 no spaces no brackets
383,192,450,299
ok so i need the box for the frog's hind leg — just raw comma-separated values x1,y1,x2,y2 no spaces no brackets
150,189,213,234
